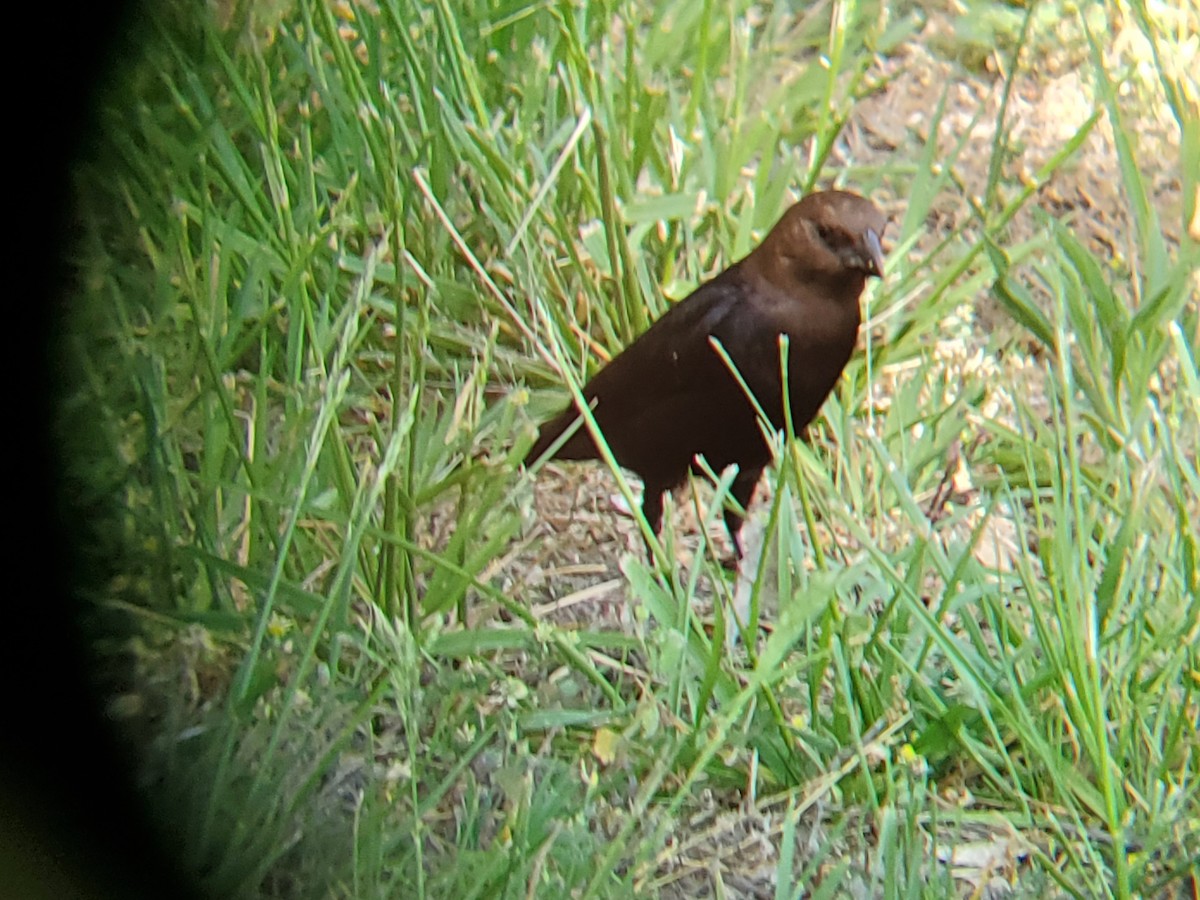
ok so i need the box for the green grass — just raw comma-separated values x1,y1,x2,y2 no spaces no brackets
64,0,1198,897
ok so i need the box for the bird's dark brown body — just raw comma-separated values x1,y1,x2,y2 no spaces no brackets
526,190,887,562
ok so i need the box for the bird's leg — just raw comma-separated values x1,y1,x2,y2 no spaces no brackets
721,469,761,568
639,485,666,563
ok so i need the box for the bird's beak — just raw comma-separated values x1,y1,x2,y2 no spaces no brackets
863,228,886,278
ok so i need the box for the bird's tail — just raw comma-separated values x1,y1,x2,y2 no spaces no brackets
524,407,599,467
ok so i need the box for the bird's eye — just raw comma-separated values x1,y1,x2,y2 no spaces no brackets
815,223,834,246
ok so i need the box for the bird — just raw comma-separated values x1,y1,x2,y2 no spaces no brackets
525,190,887,565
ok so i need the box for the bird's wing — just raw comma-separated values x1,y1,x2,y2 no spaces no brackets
582,268,750,402
524,275,745,464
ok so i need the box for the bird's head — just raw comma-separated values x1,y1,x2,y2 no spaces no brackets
755,190,888,287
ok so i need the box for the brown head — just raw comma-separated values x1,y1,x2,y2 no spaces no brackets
749,190,887,291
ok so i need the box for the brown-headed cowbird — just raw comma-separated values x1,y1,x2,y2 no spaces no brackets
526,190,887,563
